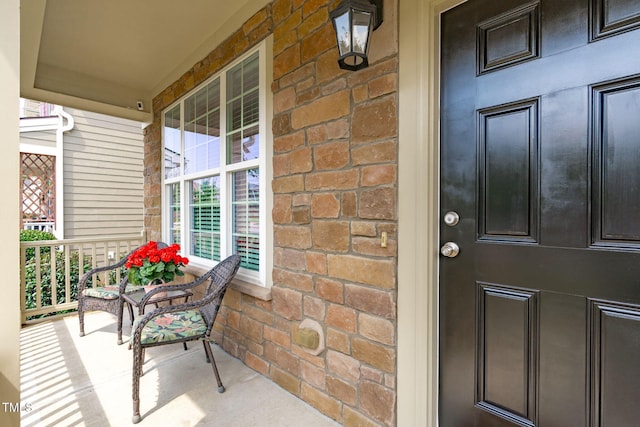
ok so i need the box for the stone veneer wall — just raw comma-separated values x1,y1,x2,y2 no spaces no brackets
143,1,398,425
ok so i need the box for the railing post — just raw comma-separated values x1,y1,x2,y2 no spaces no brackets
35,246,42,310
64,245,71,304
50,244,57,306
20,246,27,324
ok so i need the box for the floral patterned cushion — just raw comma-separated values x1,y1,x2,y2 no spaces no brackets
135,310,207,345
82,284,144,300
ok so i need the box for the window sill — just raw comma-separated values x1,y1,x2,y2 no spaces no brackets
184,264,272,301
230,278,272,301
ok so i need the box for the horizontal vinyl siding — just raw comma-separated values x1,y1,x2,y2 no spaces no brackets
63,108,144,239
20,130,57,150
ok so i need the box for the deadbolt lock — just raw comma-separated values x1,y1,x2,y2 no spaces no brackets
444,211,460,226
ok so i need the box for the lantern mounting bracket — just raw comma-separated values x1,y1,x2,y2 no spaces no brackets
370,0,383,30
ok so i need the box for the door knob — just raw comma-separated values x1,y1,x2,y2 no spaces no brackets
440,242,460,258
443,211,459,226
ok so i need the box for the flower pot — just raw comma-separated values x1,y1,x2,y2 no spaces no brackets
144,280,168,300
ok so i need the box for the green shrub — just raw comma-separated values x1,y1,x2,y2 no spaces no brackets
23,250,93,320
20,229,57,259
20,229,57,242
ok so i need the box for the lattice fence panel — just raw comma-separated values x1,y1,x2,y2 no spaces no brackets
21,153,56,229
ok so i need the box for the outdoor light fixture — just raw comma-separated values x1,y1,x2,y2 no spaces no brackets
330,0,383,71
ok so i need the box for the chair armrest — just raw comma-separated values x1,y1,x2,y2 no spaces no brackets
135,271,211,307
131,289,219,342
118,275,131,294
78,256,128,294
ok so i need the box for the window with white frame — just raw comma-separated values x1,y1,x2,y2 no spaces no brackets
162,44,270,285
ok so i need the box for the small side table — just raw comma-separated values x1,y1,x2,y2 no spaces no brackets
120,288,193,343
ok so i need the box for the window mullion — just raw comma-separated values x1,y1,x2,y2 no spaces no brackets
258,41,268,286
180,99,189,254
219,70,228,259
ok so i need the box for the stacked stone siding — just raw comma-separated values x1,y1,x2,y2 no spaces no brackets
144,1,398,425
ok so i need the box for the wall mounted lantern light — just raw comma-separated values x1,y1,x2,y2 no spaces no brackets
330,0,383,71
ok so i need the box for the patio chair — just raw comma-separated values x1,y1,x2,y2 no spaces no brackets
131,254,241,424
78,242,167,344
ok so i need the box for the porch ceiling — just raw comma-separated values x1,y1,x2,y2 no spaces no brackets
20,0,269,123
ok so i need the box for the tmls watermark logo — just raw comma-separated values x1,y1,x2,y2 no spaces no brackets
2,402,32,413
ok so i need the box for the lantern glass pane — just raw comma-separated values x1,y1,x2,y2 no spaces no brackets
334,12,351,55
352,11,371,54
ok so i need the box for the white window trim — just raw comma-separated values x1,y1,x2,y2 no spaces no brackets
161,37,273,287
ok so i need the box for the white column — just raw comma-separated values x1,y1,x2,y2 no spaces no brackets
0,0,22,425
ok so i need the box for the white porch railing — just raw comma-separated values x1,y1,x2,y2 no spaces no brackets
23,221,55,233
20,235,143,324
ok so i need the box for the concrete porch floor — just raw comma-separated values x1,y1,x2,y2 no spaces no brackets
20,311,341,427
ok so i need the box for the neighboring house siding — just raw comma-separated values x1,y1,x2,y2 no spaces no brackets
20,106,144,240
20,128,57,150
63,108,144,239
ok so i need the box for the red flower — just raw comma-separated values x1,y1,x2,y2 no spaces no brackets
126,241,189,285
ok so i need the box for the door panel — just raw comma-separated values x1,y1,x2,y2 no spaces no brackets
592,0,640,40
590,301,640,426
440,0,640,425
476,284,538,426
593,77,640,244
479,99,538,242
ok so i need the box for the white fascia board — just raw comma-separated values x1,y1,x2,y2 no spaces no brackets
19,116,59,132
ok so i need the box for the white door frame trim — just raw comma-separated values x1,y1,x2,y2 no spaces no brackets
397,0,467,425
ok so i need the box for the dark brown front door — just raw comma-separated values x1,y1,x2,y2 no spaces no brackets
440,0,640,425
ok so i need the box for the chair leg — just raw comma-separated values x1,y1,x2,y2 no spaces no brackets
132,343,143,423
140,348,146,376
78,304,85,337
203,340,225,393
117,300,124,345
127,302,135,326
132,399,141,424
